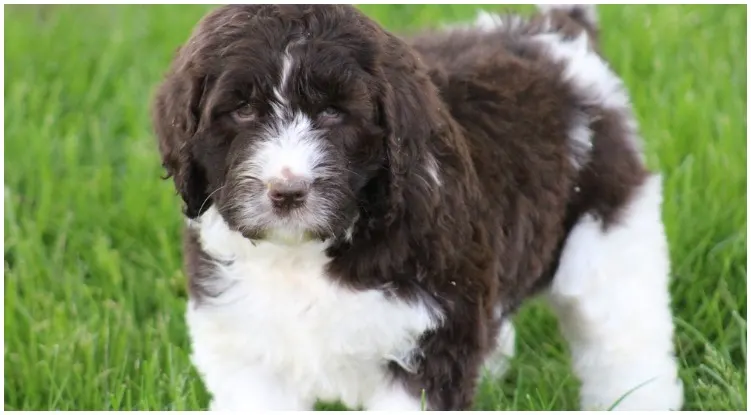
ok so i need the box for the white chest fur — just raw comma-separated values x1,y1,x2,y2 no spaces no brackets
185,207,442,410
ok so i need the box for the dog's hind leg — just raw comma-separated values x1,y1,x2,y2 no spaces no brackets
545,175,684,410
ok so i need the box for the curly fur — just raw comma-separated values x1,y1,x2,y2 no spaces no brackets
151,4,683,410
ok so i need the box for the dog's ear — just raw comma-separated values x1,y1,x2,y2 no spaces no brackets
151,53,210,219
374,33,443,228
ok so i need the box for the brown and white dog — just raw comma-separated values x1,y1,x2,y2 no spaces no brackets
151,4,684,410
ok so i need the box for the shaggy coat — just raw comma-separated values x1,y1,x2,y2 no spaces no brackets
151,4,683,411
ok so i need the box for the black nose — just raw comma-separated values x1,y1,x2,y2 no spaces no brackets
268,180,309,209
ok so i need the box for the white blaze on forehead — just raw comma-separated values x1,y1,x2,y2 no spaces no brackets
280,51,294,90
244,44,326,183
273,50,294,110
251,113,324,181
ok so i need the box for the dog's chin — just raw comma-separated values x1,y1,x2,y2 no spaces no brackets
239,220,332,246
263,225,322,246
228,201,357,246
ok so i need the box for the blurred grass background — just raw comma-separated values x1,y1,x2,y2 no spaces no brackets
4,4,747,410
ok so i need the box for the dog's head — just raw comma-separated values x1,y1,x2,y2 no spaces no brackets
153,5,444,244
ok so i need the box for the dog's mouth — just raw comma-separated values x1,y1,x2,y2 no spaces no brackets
241,225,322,245
236,213,334,246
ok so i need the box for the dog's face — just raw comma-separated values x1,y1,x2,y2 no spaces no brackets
194,9,386,243
153,5,443,244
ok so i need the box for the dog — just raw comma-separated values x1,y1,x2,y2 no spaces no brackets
151,4,684,410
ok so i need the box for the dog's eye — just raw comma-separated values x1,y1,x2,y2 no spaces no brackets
232,103,257,122
318,107,342,126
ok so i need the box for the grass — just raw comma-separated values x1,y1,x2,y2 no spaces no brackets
3,4,747,411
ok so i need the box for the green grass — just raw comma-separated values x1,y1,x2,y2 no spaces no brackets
4,4,747,411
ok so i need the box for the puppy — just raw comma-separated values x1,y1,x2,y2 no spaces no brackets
151,4,684,410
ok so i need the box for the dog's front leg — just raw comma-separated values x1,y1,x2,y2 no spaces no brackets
201,364,312,411
378,322,487,411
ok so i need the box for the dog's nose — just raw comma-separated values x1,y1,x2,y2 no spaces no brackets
267,178,309,209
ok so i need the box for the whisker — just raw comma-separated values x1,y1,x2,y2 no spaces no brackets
198,185,225,215
339,166,365,178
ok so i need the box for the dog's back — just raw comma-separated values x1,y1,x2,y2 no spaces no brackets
407,7,683,409
407,5,649,307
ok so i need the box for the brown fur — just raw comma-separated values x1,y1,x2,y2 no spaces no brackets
152,5,648,410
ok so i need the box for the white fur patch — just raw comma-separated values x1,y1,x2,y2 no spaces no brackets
470,7,636,167
273,44,296,110
425,154,441,187
531,28,647,164
365,380,424,410
230,112,330,240
533,32,629,111
546,175,683,410
567,111,594,169
472,10,526,33
187,206,443,410
482,313,516,380
250,113,323,182
474,10,504,31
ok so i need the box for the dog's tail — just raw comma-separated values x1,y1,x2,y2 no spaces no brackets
537,4,598,33
537,4,598,40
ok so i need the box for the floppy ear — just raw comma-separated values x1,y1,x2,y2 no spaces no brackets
375,34,443,227
151,59,210,219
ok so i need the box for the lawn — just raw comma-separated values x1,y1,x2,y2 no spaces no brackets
4,4,747,411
